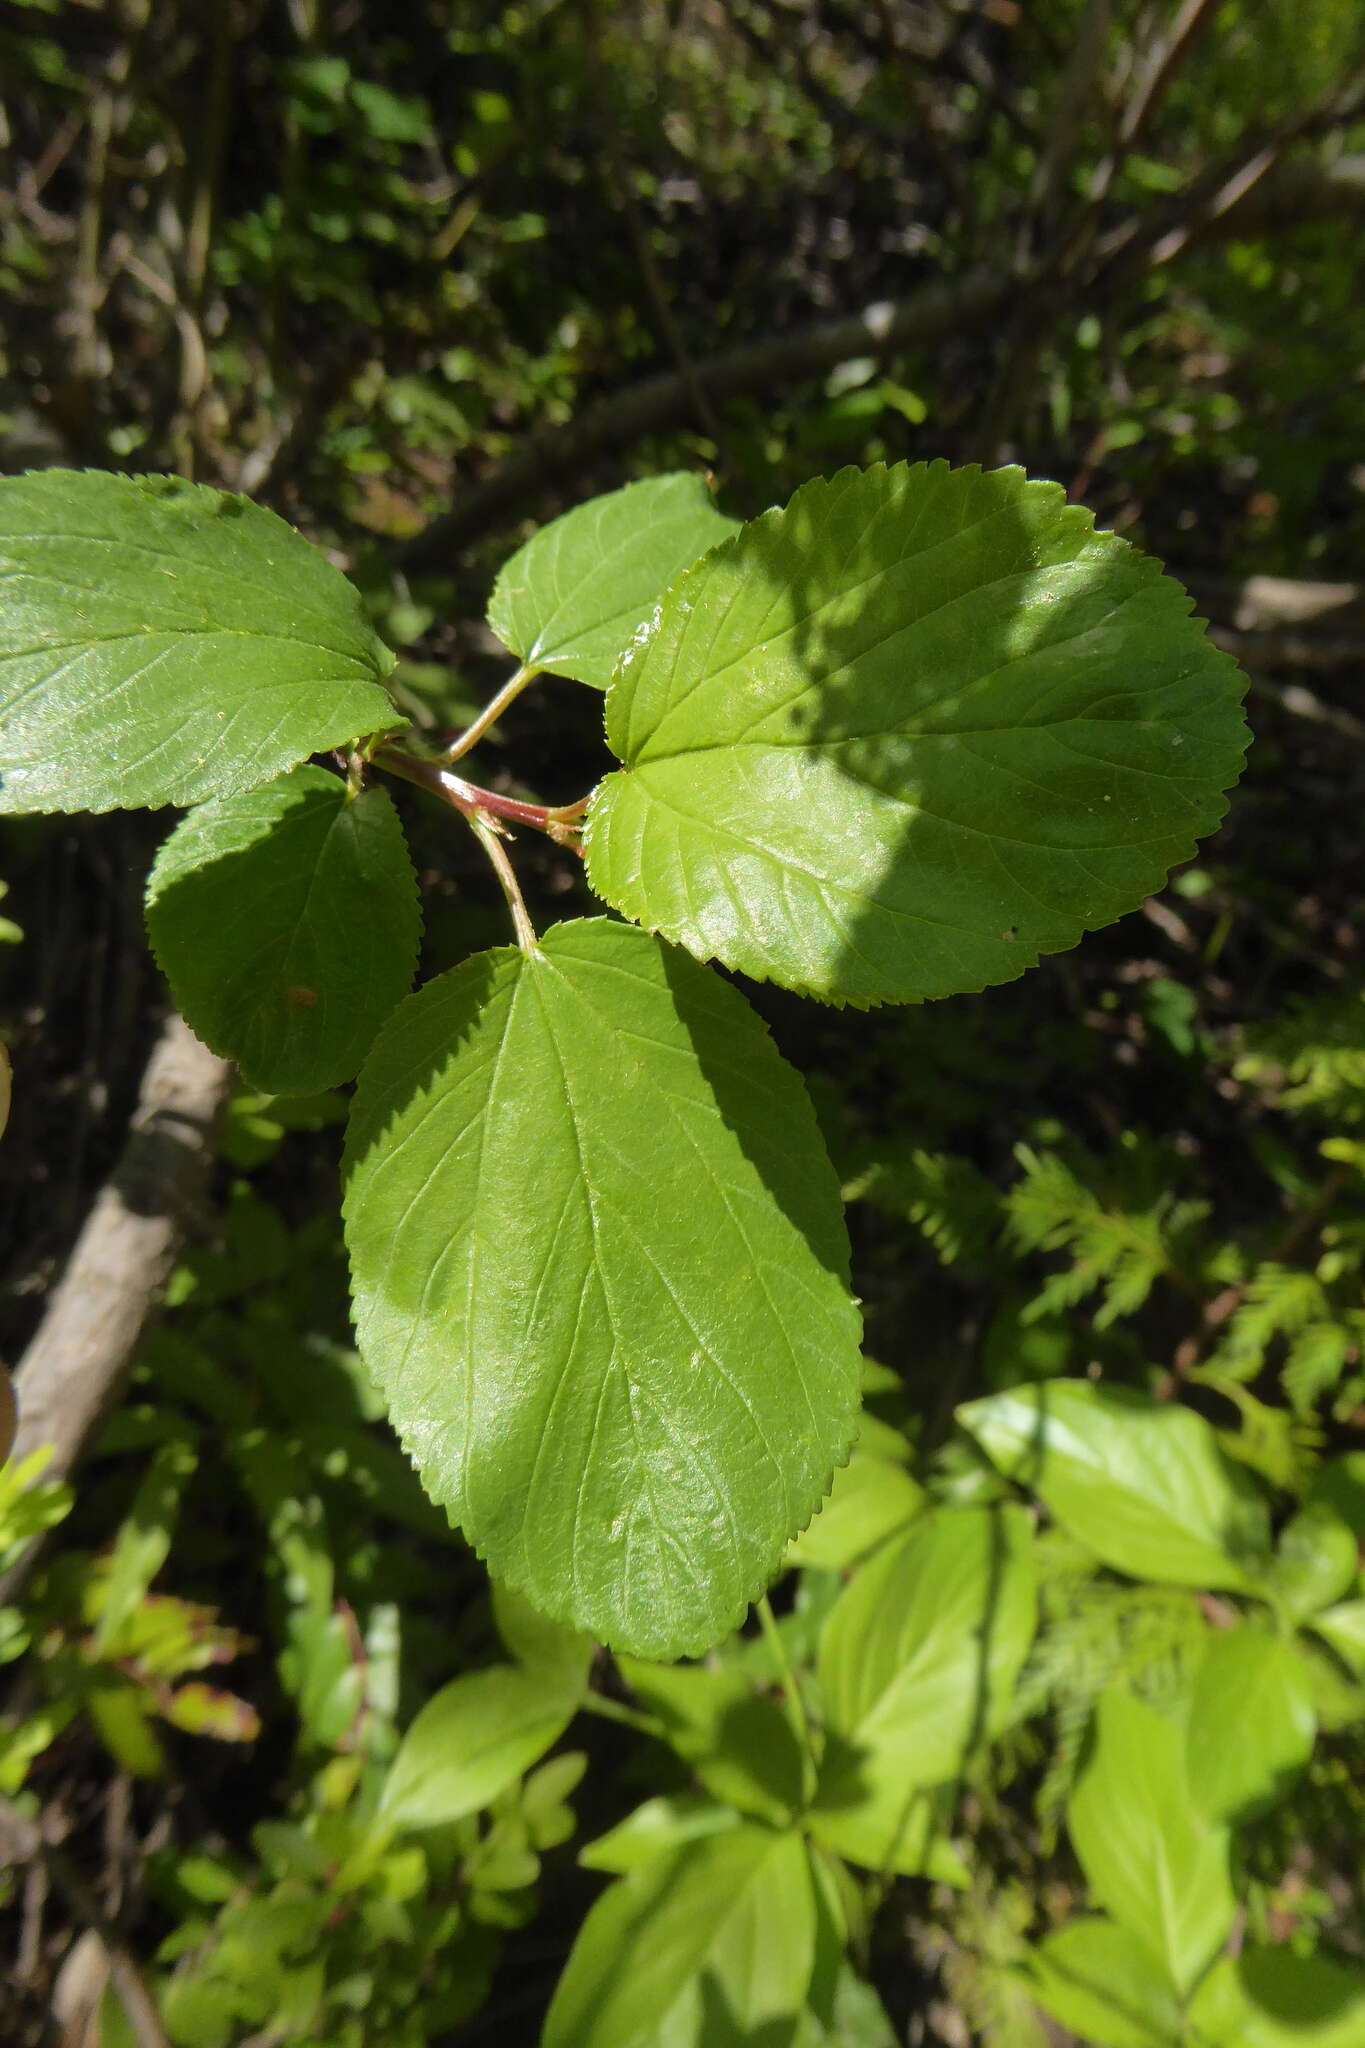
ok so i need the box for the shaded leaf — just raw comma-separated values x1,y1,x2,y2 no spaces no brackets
146,767,420,1093
543,1825,818,2047
617,1657,806,1826
586,462,1246,1005
1189,1948,1365,2047
811,1507,1034,1870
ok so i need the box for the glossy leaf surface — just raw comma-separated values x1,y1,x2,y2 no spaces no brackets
959,1378,1270,1589
587,462,1246,1005
146,767,419,1093
1067,1686,1234,1995
543,1825,818,2047
344,918,861,1659
488,472,738,690
0,470,398,813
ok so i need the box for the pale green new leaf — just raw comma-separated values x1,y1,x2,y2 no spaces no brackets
958,1379,1271,1590
579,1795,742,1875
1264,1505,1360,1624
786,1453,924,1572
379,1663,576,1830
491,1579,593,1697
1021,1918,1184,2048
1067,1686,1235,1995
146,767,420,1093
811,1506,1035,1870
543,1825,818,2047
1308,1600,1365,1678
1188,1948,1365,2048
0,470,399,813
586,462,1247,1005
488,473,739,689
616,1656,806,1826
343,918,861,1660
1185,1628,1316,1823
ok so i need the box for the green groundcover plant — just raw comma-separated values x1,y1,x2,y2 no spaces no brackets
0,460,1249,1661
7,461,1365,2046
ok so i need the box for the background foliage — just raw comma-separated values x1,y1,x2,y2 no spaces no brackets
1,1,1364,2042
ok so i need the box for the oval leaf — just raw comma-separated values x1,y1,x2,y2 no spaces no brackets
1185,1629,1316,1824
1067,1686,1235,1996
380,1663,575,1830
958,1378,1271,1590
0,469,399,814
786,1453,924,1572
586,461,1246,1005
1021,1917,1184,2048
811,1505,1036,1869
1188,1947,1365,2048
146,767,420,1093
343,918,862,1660
488,473,738,690
543,1825,818,2047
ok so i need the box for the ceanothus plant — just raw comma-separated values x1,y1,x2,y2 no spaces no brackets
0,463,1248,1658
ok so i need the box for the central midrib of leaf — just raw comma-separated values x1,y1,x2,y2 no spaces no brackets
525,955,799,1548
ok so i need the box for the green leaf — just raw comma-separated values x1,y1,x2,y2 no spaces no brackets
1188,1948,1365,2047
1264,1504,1360,1624
343,917,861,1660
810,1506,1035,1870
1185,1629,1316,1823
958,1379,1271,1590
786,1454,924,1572
379,1664,576,1830
1308,1600,1365,1678
1021,1918,1184,2048
543,1825,819,2047
488,473,738,690
491,1579,593,1697
585,462,1246,1006
92,1436,198,1655
145,767,419,1093
579,1794,742,1874
616,1657,806,1826
0,470,399,814
1067,1686,1235,1995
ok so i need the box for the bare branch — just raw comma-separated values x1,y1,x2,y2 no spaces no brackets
0,1014,230,1603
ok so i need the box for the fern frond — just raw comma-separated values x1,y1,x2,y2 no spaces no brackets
1214,1262,1330,1381
1236,989,1365,1122
1004,1142,1205,1330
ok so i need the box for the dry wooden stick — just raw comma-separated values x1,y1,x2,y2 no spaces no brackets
0,1013,231,1604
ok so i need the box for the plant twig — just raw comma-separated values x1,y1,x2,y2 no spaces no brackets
0,1014,231,1606
468,811,538,954
0,1798,171,2048
441,665,541,764
756,1593,816,1797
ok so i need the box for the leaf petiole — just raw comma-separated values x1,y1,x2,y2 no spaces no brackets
441,662,541,764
